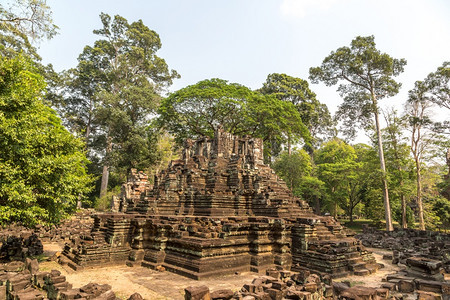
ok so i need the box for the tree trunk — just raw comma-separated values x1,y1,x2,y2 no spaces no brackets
414,156,425,230
349,205,354,223
287,135,291,156
315,197,321,215
99,135,112,199
372,94,393,231
401,193,407,229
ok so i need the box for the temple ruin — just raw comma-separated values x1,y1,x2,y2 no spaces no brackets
62,129,379,279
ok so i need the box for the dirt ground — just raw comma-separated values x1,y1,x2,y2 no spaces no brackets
40,243,399,300
334,247,402,287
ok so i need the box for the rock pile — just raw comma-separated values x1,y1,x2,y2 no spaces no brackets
0,209,94,246
355,226,450,274
185,267,450,300
184,268,389,300
0,259,143,299
36,210,95,243
0,234,43,261
382,272,449,299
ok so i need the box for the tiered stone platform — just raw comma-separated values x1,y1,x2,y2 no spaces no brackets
62,129,377,279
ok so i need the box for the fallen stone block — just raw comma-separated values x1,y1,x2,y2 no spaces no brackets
397,279,415,293
415,279,443,294
339,286,378,300
417,290,443,300
210,289,234,300
128,292,144,300
266,288,282,300
185,285,211,300
24,258,39,275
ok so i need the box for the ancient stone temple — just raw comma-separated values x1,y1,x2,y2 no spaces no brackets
62,129,378,279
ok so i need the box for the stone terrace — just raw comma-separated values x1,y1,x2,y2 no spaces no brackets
62,129,378,279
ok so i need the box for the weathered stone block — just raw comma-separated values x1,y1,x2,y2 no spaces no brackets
210,289,233,300
185,285,211,300
397,279,415,293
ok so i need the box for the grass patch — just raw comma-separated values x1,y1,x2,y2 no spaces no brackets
340,219,374,233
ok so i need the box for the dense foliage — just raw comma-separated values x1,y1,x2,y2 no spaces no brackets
310,35,407,231
0,55,93,226
56,13,179,199
1,1,449,231
157,78,311,161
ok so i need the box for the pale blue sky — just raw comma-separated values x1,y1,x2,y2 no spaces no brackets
38,0,450,124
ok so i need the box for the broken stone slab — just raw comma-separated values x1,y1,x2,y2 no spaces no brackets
397,279,415,293
3,261,25,272
11,288,46,300
24,258,39,275
79,282,112,297
185,285,211,300
210,289,233,300
415,279,444,294
338,286,379,300
417,290,443,300
127,292,144,300
332,282,350,294
406,257,443,274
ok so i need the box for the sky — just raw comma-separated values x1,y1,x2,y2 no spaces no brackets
37,0,450,140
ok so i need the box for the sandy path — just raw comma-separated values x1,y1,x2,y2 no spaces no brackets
40,242,257,299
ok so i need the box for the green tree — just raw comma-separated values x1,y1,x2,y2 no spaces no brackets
382,108,415,228
314,139,359,218
425,61,449,110
0,55,93,226
296,176,326,215
260,73,335,150
157,78,311,161
61,13,179,198
0,0,58,58
406,80,439,230
273,149,312,191
309,35,406,231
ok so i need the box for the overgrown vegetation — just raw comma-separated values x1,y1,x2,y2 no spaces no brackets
1,1,449,230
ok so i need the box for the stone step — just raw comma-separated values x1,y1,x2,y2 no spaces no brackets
349,263,367,271
353,268,370,276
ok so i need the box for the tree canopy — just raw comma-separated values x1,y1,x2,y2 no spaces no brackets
157,78,311,160
0,0,58,59
260,73,335,147
58,13,179,198
309,35,407,231
0,55,93,226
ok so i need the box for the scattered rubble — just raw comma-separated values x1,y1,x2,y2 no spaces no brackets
0,259,145,300
0,234,43,261
185,267,449,300
356,226,450,274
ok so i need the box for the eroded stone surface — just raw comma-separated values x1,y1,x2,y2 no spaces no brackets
62,129,377,279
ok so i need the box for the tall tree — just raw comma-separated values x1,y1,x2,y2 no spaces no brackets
309,35,406,231
382,109,415,228
296,176,326,215
62,13,179,198
260,73,335,151
425,61,449,110
0,55,93,226
0,0,58,58
157,78,311,161
273,149,312,191
314,139,359,218
406,81,436,230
